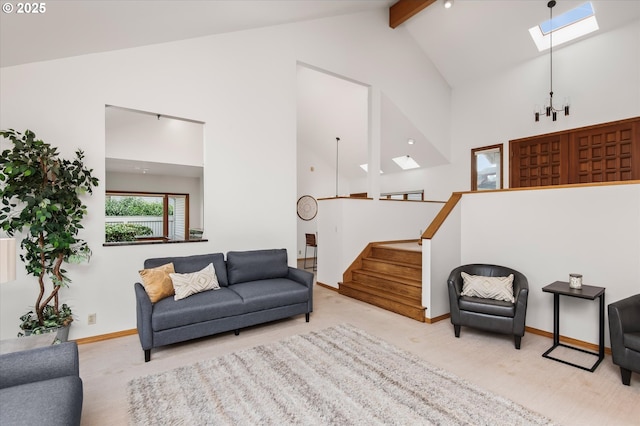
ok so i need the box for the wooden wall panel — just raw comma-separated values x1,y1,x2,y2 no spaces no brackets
510,117,640,188
510,134,568,188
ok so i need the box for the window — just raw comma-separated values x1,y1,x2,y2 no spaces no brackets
529,2,598,51
380,190,424,201
105,191,189,243
471,144,503,191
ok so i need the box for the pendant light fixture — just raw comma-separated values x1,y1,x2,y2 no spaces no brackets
535,0,570,122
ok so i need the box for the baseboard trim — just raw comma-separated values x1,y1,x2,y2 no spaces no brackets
425,313,450,324
74,328,138,345
316,281,338,291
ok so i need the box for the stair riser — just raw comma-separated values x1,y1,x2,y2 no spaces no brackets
351,272,421,299
339,287,425,322
371,247,421,265
362,259,421,280
341,280,421,306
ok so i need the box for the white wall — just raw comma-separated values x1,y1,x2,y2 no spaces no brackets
443,20,640,198
317,198,444,288
458,184,640,346
376,19,640,201
106,107,204,167
0,9,451,339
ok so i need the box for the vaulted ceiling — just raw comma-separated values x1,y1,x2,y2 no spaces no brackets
2,1,638,180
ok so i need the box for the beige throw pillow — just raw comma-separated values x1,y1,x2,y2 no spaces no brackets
460,272,515,303
170,263,220,301
139,262,176,303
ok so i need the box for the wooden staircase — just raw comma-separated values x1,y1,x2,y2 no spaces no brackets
339,241,425,322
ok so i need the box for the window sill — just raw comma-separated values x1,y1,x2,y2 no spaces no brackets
103,239,208,247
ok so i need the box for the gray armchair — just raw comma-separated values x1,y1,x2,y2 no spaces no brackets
447,264,529,349
0,342,83,425
608,294,640,385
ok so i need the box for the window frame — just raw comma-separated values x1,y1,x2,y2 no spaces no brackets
105,190,191,244
471,144,503,191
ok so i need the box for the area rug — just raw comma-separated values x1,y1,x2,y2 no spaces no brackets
127,324,554,425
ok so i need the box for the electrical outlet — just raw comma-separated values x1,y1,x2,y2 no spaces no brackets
298,250,302,255
88,313,97,325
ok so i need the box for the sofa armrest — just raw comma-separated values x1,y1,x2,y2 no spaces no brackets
608,294,640,360
287,267,313,288
0,342,79,389
134,282,154,350
287,267,314,312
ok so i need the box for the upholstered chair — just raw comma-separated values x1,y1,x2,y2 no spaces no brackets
608,294,640,385
447,264,529,349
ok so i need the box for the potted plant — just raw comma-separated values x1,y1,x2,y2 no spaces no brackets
0,129,99,339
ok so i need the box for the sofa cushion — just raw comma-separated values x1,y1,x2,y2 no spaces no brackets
0,376,83,426
145,253,228,287
459,295,515,317
229,278,309,312
624,331,640,352
227,249,288,285
139,262,175,303
170,263,220,301
151,287,244,331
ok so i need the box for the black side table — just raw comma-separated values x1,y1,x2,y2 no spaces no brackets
541,281,605,372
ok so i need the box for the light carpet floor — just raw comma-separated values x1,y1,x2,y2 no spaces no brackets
127,324,553,425
78,284,640,425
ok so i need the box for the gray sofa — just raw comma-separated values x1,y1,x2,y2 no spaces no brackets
135,248,314,362
0,342,83,426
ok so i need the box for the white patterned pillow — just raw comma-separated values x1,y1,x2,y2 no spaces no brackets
170,263,220,301
460,272,515,303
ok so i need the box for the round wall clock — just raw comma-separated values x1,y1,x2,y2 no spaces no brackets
297,195,318,221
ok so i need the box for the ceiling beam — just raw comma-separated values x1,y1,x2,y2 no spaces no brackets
389,0,437,28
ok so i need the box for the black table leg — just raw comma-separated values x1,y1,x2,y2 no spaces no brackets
553,293,560,345
598,293,605,359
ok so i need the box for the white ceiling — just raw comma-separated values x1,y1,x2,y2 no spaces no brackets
2,1,637,86
3,1,639,180
403,1,640,88
0,0,394,68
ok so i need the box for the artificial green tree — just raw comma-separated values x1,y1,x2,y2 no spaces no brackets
0,129,99,334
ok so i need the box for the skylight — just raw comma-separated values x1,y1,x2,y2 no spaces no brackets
529,2,598,52
360,164,383,174
392,155,420,170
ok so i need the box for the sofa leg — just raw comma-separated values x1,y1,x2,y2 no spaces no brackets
144,349,151,363
620,367,632,385
306,313,310,322
454,325,460,338
234,330,240,336
514,335,522,350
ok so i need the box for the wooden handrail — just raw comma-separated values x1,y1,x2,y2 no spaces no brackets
421,180,640,240
422,192,462,239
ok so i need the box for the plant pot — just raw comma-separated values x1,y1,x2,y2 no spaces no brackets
23,324,70,343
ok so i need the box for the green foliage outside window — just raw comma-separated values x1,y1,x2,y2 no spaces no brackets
105,197,173,216
105,223,153,242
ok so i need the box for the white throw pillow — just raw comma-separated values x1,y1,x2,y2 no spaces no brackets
460,272,515,303
170,263,220,301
